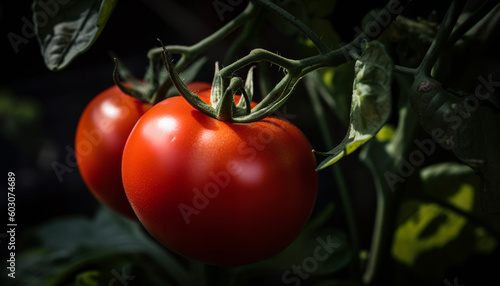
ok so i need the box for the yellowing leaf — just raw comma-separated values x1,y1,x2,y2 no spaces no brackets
391,162,498,283
392,183,474,265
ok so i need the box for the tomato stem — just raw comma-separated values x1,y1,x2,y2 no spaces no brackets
158,0,414,123
160,46,216,117
444,0,499,50
250,0,330,54
418,0,466,76
113,58,150,103
147,2,260,104
212,0,414,122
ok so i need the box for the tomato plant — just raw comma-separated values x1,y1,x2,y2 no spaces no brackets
121,90,318,265
75,82,211,219
12,0,500,285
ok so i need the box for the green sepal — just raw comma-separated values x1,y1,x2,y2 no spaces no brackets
160,45,215,117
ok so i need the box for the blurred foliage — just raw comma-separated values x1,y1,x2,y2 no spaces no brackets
392,162,498,284
0,203,349,286
0,88,43,144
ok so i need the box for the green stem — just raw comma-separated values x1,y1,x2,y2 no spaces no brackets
445,0,500,49
221,48,299,77
160,47,216,116
362,183,393,285
155,0,413,122
306,74,362,283
251,0,330,54
213,0,414,122
224,10,263,65
419,0,466,76
147,3,259,61
148,2,259,104
362,74,419,284
394,65,417,77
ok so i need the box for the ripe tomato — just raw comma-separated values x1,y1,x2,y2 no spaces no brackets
122,90,318,265
76,82,211,219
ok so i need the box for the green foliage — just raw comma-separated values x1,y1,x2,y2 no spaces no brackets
3,207,203,286
3,204,350,286
317,41,393,170
32,0,117,71
392,162,499,283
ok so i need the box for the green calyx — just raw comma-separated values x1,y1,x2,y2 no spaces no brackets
161,46,288,123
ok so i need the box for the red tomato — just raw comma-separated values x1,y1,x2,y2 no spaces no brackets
122,90,318,265
76,82,211,219
75,84,151,219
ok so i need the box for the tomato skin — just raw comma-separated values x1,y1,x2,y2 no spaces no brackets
75,84,151,219
181,81,211,94
122,91,318,265
76,82,211,220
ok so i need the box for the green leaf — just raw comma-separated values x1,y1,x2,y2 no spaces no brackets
317,41,393,170
391,162,498,283
32,0,118,71
11,207,194,286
